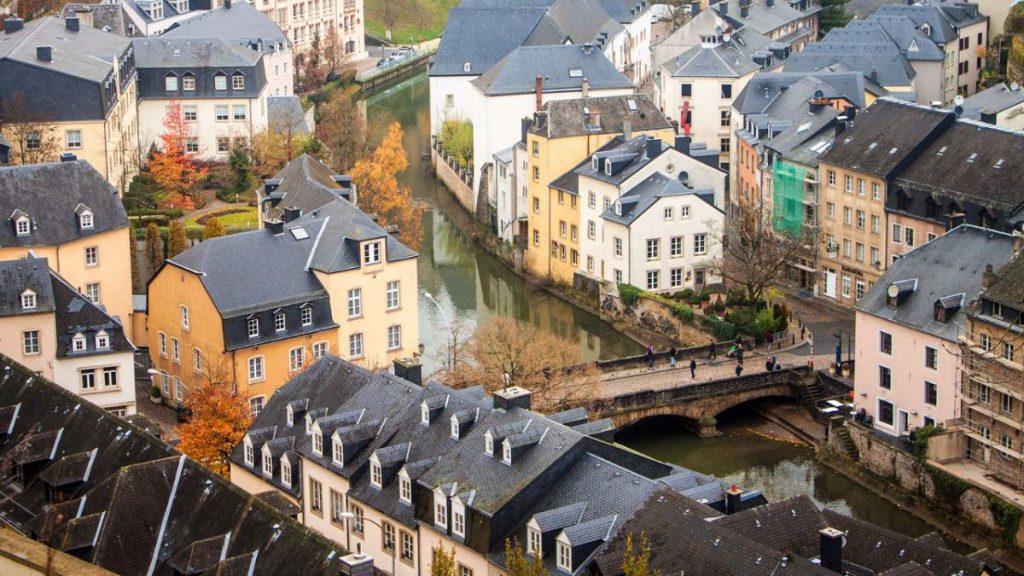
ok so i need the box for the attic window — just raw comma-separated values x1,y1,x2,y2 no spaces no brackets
994,159,1004,169
463,61,471,73
450,418,459,440
569,68,583,78
936,146,947,156
557,541,572,572
434,493,448,528
281,458,292,487
20,290,36,310
627,98,637,111
332,437,343,466
286,404,294,426
502,440,512,465
484,432,494,455
399,473,412,504
290,227,309,240
604,159,612,176
312,429,323,456
244,438,254,466
95,330,109,350
614,201,622,216
262,449,273,477
528,527,542,556
888,147,898,155
15,217,30,236
79,211,93,230
72,333,86,352
592,156,599,171
421,403,430,425
868,142,877,151
370,461,382,488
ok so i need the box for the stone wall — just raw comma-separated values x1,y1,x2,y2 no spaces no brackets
432,142,475,214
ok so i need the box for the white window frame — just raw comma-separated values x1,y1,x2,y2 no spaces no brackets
399,473,412,504
96,330,109,350
20,290,36,310
281,457,292,487
73,333,87,352
180,305,190,331
694,233,707,255
387,325,402,350
528,527,542,556
348,288,362,317
244,439,254,466
15,218,30,236
248,318,259,338
232,73,245,90
452,501,465,538
248,356,264,383
349,333,364,359
275,312,286,332
386,281,400,310
289,347,305,372
85,246,98,267
313,341,328,360
370,461,382,488
363,241,382,265
557,541,572,572
301,306,313,326
332,437,344,465
434,494,448,528
312,429,324,456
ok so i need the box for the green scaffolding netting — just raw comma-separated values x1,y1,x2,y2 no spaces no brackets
773,159,807,236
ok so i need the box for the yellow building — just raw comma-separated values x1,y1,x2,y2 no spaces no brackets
148,157,419,414
0,161,135,341
0,16,140,192
524,94,674,284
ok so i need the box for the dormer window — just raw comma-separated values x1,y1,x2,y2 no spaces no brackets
332,437,343,465
301,306,313,326
556,541,572,572
421,403,430,425
463,61,471,73
180,305,190,331
182,73,195,91
164,73,178,91
20,290,36,310
274,312,286,332
214,73,227,91
434,493,448,528
305,413,313,434
281,457,292,487
286,405,294,427
604,159,613,176
15,217,30,237
248,317,259,337
528,527,542,556
502,440,512,465
312,429,323,455
72,333,86,352
244,438,254,466
614,201,622,216
79,211,93,230
95,330,109,350
452,500,466,538
451,418,459,439
232,73,245,90
592,156,599,171
363,241,382,265
262,448,273,477
371,461,382,488
484,432,494,456
399,473,412,504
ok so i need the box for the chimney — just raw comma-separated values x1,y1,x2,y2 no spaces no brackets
623,117,632,141
535,75,543,112
282,207,302,222
339,553,375,576
224,0,232,8
65,16,80,32
674,135,691,156
36,46,52,62
59,152,77,162
263,178,282,194
3,18,24,34
766,0,774,6
264,219,285,234
725,484,742,514
581,77,589,98
835,116,848,138
645,136,661,159
870,67,879,84
493,386,531,411
982,263,995,291
819,528,844,573
393,357,423,386
719,0,728,15
740,0,750,18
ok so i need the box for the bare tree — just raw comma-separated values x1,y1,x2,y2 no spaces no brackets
708,203,810,308
378,0,420,41
317,89,371,172
0,93,61,165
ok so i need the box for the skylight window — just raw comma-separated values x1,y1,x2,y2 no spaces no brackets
569,68,584,78
796,121,812,134
888,147,898,155
967,153,977,163
868,142,877,150
627,98,637,111
937,146,947,156
994,159,1005,169
289,227,309,240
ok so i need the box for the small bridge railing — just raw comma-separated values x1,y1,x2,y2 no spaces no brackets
599,366,811,415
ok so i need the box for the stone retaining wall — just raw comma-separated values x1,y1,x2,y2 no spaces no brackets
431,142,475,214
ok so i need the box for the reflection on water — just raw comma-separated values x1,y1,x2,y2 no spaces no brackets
617,410,971,547
363,70,642,376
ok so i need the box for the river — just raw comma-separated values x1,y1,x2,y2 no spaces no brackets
360,69,966,548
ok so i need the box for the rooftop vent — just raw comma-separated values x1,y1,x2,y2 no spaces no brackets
37,46,52,62
493,387,531,412
65,16,80,32
59,152,77,162
3,18,24,34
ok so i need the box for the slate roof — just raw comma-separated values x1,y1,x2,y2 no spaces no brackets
268,96,311,135
543,0,622,47
734,71,867,114
59,4,135,36
858,16,944,61
661,27,783,78
601,172,716,225
958,82,1024,121
0,16,130,83
551,135,667,194
161,0,288,48
874,2,979,44
530,93,671,139
0,161,128,248
855,225,1016,342
819,98,953,177
471,45,632,96
713,0,811,34
982,251,1024,310
0,257,55,317
133,37,261,69
430,6,549,76
51,269,133,357
257,153,351,220
783,40,916,87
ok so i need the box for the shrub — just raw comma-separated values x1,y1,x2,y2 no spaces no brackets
680,288,695,300
618,283,644,307
440,119,473,169
912,425,941,462
670,303,694,323
988,494,1023,545
700,316,736,341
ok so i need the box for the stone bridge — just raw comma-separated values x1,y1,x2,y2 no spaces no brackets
595,366,812,437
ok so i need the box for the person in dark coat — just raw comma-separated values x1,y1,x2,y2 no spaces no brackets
646,345,654,369
708,339,716,360
669,346,677,368
690,358,697,378
735,363,743,377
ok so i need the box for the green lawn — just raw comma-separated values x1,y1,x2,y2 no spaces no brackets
185,206,259,231
364,0,459,43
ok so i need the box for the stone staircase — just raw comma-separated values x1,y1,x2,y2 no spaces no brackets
831,419,859,461
798,374,827,410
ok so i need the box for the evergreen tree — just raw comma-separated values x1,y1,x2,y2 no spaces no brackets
167,221,189,258
129,221,140,293
820,0,851,33
144,222,164,279
203,217,226,240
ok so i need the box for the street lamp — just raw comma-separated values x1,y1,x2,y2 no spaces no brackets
423,291,455,372
338,512,396,576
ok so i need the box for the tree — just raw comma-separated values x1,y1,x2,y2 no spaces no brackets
622,533,659,576
819,0,851,33
443,317,600,413
378,0,421,41
440,118,472,169
177,367,253,477
203,217,226,240
147,100,207,210
145,222,164,278
350,122,423,249
167,220,189,258
431,546,458,576
323,26,343,78
708,203,808,309
317,89,372,172
660,0,694,29
129,221,141,293
504,538,546,576
0,93,61,165
302,33,328,92
251,102,316,177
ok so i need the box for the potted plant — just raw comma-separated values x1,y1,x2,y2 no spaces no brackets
150,385,162,404
829,362,837,376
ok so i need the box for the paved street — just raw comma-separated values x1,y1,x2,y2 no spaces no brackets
783,288,856,362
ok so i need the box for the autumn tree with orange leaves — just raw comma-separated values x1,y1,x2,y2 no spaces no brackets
177,364,252,477
147,101,207,210
351,122,423,249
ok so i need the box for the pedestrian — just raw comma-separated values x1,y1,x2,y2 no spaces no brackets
708,339,717,360
735,363,743,377
646,345,654,369
736,346,744,366
765,358,773,372
690,358,697,378
770,355,778,370
766,331,774,351
669,346,677,368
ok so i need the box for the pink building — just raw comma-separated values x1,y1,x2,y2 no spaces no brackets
853,226,1015,438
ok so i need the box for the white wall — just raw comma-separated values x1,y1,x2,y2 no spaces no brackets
494,153,515,242
138,90,269,160
53,350,137,415
603,12,653,85
264,47,295,96
429,75,479,138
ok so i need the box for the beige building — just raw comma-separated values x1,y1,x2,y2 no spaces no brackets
0,161,135,340
0,16,140,192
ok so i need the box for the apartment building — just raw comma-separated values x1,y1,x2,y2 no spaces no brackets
246,0,364,60
854,226,1015,439
957,82,1024,130
147,155,417,412
0,257,136,416
230,355,765,576
711,0,820,51
0,16,140,191
523,95,674,284
0,161,135,339
121,0,211,35
134,36,269,160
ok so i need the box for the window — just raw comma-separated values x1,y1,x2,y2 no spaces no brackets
843,207,853,225
182,74,195,91
15,218,30,236
435,496,448,527
401,531,414,561
215,105,229,121
80,369,96,390
233,105,247,120
646,239,659,260
664,207,674,220
1005,342,1016,362
614,237,623,257
925,346,937,370
244,441,254,466
870,247,879,266
348,288,362,317
73,333,86,352
79,211,93,230
217,137,230,153
20,290,36,310
85,246,98,266
281,457,292,486
856,210,865,230
248,356,264,383
670,268,683,288
827,170,836,186
232,73,245,90
289,347,305,371
99,366,117,389
388,325,402,350
669,236,683,258
248,318,259,337
383,521,396,551
349,503,364,533
720,110,731,127
86,283,100,304
250,396,265,417
363,242,382,265
275,312,286,332
460,565,473,576
905,227,915,247
1002,393,1014,416
856,279,865,299
826,203,835,219
892,223,902,244
400,476,412,503
924,381,937,406
681,205,690,218
880,331,892,354
720,83,732,98
559,221,567,238
183,105,197,121
386,281,400,310
309,478,323,513
720,137,730,153
1001,434,1013,450
845,175,853,193
528,528,542,556
570,225,577,242
172,338,181,363
158,332,167,357
681,83,692,97
180,305,190,330
533,230,539,246
532,167,540,182
857,179,865,196
872,182,880,200
981,333,991,352
693,233,707,255
349,333,364,358
65,130,82,149
95,330,109,350
871,215,880,234
878,399,894,426
193,348,203,373
165,75,178,91
557,541,572,572
879,366,891,389
25,132,40,150
453,506,465,537
979,384,991,404
646,270,659,291
313,341,328,360
855,243,864,262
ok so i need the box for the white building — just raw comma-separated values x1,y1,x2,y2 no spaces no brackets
133,37,270,160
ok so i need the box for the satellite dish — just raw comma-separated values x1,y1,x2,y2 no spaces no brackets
954,95,965,106
887,284,900,299
723,33,732,43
